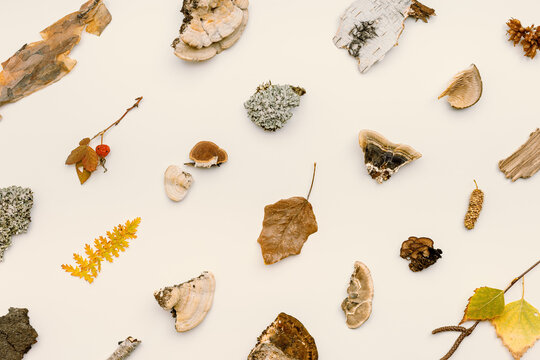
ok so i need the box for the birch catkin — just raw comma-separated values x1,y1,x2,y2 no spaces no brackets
464,181,484,230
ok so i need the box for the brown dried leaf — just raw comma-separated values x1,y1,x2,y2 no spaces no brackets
81,147,98,172
257,196,318,265
65,145,89,165
75,162,92,184
79,138,91,146
0,0,111,118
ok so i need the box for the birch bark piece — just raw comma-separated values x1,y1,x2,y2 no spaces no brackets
106,337,141,360
333,0,434,73
153,271,215,332
499,129,540,181
438,64,482,109
0,0,111,120
341,261,374,329
172,0,249,61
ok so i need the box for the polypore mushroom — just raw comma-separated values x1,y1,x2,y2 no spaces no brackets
154,271,215,332
438,64,483,109
358,130,422,183
248,312,318,360
400,236,442,272
172,0,249,61
341,261,374,329
187,141,228,168
333,0,435,73
164,165,193,202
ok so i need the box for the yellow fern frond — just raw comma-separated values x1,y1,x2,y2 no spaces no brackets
61,217,141,283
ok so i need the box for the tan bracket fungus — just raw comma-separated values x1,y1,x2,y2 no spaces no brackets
154,271,215,332
341,261,374,329
172,0,249,61
499,129,540,181
333,0,434,73
439,64,483,109
164,165,193,202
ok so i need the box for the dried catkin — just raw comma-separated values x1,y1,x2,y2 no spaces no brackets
464,180,484,230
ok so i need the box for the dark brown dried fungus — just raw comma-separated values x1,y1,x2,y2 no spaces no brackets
0,308,38,360
400,236,442,272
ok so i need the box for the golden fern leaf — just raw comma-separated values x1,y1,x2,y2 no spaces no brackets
61,218,141,283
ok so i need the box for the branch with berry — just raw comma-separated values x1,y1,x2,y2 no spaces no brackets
65,97,143,184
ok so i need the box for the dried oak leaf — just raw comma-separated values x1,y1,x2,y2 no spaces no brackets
257,196,318,265
491,298,540,360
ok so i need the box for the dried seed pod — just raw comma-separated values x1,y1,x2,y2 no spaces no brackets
464,180,484,230
400,236,442,272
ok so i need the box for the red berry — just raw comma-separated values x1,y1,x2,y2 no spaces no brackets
96,144,110,158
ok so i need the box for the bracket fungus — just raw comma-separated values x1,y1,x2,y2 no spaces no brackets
499,129,540,181
172,0,249,61
164,165,193,202
0,308,38,360
248,312,318,360
438,64,482,109
333,0,435,73
186,141,228,168
0,186,33,262
0,0,111,119
358,130,421,183
154,271,215,332
400,236,442,272
244,82,306,131
341,261,374,329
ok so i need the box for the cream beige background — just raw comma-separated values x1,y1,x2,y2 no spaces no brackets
0,0,539,359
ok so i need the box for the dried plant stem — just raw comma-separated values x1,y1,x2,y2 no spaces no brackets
432,259,540,360
306,163,317,201
91,97,143,140
107,337,141,360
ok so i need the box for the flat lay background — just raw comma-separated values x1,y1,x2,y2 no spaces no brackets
1,0,539,359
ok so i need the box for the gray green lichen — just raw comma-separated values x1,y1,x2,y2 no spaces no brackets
0,186,33,262
244,82,306,131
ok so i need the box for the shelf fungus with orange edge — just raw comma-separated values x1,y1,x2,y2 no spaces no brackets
186,141,228,168
172,0,249,61
358,130,422,183
438,64,483,109
342,261,374,329
248,312,318,360
333,0,435,73
164,165,193,202
400,236,442,272
153,271,215,332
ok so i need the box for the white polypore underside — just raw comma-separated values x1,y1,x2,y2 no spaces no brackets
333,0,413,73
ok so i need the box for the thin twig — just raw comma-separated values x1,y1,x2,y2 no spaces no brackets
432,259,540,359
306,163,317,201
91,97,143,140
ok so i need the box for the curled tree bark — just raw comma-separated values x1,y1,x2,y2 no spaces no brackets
106,337,141,360
432,260,540,360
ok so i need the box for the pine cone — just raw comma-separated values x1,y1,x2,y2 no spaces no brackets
507,18,528,45
522,26,540,58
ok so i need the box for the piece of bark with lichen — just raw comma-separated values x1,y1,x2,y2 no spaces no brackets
499,129,540,181
106,337,141,360
0,308,38,360
0,0,111,120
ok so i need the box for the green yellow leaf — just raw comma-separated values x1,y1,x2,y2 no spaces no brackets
461,287,505,323
491,299,540,360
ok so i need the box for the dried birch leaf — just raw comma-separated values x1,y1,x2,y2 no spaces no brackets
257,197,318,265
499,129,540,181
0,0,111,119
461,287,505,324
491,299,540,360
257,164,318,265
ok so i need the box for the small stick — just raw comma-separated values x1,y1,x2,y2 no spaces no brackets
91,97,143,140
107,336,141,360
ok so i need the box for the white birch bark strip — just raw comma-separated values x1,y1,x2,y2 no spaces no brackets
499,129,540,181
107,337,141,360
